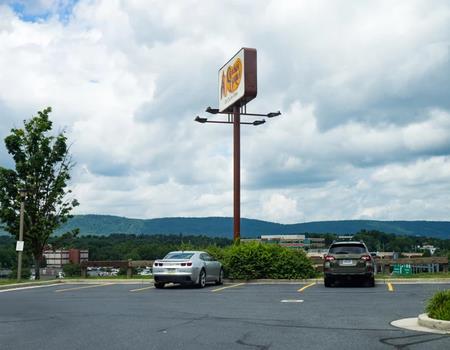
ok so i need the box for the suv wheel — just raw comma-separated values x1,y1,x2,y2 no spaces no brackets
366,276,375,288
154,282,165,289
324,276,333,287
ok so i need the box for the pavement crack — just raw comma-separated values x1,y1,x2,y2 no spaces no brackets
379,333,449,349
236,332,271,350
156,314,209,333
0,316,59,324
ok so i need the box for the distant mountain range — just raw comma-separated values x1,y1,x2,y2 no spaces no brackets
50,215,450,239
2,215,449,239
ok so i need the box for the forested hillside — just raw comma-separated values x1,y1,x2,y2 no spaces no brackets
2,215,450,239
53,215,450,239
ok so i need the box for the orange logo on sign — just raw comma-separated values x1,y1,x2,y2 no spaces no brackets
221,58,242,99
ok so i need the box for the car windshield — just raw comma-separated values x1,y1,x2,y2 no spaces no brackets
329,244,366,254
163,252,194,260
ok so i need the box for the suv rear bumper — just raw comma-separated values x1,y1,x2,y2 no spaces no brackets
325,272,374,278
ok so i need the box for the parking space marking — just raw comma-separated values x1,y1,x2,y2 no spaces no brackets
0,283,61,293
55,283,114,293
211,283,246,292
297,282,316,292
387,282,395,292
281,299,304,303
129,285,154,292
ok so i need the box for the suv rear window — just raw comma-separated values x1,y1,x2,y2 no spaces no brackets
329,244,366,254
164,253,194,260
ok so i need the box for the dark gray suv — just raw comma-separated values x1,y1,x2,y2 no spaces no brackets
323,241,375,287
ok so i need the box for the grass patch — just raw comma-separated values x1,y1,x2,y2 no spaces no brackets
426,290,450,321
0,279,21,285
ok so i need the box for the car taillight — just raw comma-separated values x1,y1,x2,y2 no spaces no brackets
180,262,192,267
360,255,371,261
325,255,335,262
157,262,163,266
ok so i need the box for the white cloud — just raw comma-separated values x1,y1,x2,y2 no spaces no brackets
0,0,449,224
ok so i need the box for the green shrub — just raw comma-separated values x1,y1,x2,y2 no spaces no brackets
426,290,450,321
208,242,316,280
62,263,81,277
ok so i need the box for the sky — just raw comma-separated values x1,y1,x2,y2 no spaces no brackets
0,0,449,224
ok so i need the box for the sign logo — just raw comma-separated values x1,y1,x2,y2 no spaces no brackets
219,48,257,112
221,58,242,98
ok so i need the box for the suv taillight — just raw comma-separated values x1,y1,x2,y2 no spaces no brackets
325,255,335,262
360,255,371,261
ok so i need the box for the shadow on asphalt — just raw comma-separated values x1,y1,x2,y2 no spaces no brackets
155,283,218,290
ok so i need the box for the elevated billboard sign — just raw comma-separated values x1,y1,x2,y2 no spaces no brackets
218,48,257,112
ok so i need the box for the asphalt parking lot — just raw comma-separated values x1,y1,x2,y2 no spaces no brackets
0,281,449,350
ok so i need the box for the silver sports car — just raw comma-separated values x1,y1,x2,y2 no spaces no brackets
152,251,223,288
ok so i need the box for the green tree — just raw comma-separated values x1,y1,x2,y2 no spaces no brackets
0,107,79,279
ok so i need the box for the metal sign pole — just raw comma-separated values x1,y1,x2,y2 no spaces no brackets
17,200,24,281
233,105,241,242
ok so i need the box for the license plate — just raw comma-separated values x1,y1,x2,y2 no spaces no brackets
166,268,176,273
341,260,353,265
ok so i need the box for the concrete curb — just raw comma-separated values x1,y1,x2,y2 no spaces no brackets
418,313,450,332
0,280,62,290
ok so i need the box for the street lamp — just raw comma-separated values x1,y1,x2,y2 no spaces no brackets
17,188,27,281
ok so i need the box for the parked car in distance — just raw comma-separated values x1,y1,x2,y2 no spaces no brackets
153,251,223,289
323,241,375,287
138,268,152,276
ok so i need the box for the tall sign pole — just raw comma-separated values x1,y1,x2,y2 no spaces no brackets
195,47,281,242
233,105,241,241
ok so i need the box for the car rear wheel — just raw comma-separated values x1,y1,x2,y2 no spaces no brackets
154,282,165,289
215,268,224,285
197,269,206,288
324,276,333,287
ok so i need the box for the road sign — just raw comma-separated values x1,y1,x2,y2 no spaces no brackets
393,264,412,275
16,241,24,252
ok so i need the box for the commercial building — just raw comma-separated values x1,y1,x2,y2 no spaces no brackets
259,235,326,250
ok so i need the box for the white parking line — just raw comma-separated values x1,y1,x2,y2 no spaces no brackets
55,283,114,293
211,283,246,292
281,299,304,303
129,286,154,292
0,283,61,293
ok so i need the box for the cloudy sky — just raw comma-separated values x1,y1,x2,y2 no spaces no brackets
0,0,449,223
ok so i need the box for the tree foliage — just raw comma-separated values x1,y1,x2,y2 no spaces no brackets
0,107,78,279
